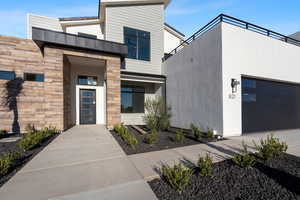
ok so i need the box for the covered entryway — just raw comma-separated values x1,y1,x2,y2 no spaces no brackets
65,55,106,126
242,77,300,133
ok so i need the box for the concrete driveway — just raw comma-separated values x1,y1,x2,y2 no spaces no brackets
0,125,157,200
235,129,300,157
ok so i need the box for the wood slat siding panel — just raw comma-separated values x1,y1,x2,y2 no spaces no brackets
27,14,63,39
105,4,164,75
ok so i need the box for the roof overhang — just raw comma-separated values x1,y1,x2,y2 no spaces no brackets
32,27,128,57
59,17,100,26
121,71,166,83
164,23,185,39
98,0,171,22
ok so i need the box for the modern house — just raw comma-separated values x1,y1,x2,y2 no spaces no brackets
0,0,184,132
164,15,300,137
1,0,300,137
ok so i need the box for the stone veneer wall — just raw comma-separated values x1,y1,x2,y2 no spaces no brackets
0,36,47,132
63,56,72,129
0,35,121,132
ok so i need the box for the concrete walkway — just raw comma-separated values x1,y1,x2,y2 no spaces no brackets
0,125,157,200
129,129,300,180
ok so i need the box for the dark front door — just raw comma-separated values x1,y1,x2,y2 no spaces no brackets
242,77,300,133
80,89,96,124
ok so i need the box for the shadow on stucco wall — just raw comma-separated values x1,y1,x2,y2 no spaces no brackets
2,76,24,133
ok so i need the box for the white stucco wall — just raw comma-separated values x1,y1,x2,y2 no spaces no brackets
65,23,105,40
164,29,182,53
222,22,300,136
105,4,164,75
164,24,223,133
27,14,63,39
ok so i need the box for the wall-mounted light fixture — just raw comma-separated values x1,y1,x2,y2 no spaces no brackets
231,78,240,93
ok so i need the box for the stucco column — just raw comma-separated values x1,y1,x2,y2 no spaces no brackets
106,58,121,128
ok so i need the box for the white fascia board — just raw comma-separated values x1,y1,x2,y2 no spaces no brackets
164,25,185,40
60,19,101,27
121,74,165,83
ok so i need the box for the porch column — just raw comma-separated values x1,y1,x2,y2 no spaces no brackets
106,58,121,128
43,47,64,131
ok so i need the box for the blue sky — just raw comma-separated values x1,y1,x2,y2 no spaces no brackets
0,0,300,38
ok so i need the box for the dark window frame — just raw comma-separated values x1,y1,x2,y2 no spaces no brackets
77,75,98,86
124,27,151,61
121,85,145,113
24,73,44,82
0,71,15,80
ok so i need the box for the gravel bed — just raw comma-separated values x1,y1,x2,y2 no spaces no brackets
0,133,59,187
110,126,221,155
149,153,300,200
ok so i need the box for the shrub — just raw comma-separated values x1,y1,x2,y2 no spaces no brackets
0,130,8,137
254,133,288,160
18,132,43,152
25,123,36,134
174,129,184,143
161,163,194,193
123,133,138,150
40,126,58,136
114,124,138,149
233,141,256,168
190,124,202,140
0,152,19,176
113,124,122,134
18,126,58,152
206,129,214,139
144,130,158,145
144,97,172,131
197,153,213,177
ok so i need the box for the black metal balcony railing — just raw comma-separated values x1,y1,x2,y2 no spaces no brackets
163,14,300,61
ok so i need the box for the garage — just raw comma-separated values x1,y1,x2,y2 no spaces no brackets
242,77,300,133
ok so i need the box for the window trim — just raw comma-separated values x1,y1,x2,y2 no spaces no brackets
24,73,44,82
123,26,151,62
121,85,145,114
0,70,15,80
77,75,98,86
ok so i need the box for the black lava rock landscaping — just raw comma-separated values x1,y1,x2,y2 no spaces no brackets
0,133,59,188
110,126,221,155
149,153,300,200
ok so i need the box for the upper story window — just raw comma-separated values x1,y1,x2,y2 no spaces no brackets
24,73,44,82
0,71,15,80
124,27,150,61
78,32,97,39
78,75,98,86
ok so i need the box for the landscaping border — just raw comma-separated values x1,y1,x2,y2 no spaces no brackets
0,132,59,188
110,126,224,155
148,153,300,200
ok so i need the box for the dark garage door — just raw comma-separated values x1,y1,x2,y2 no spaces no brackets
242,77,300,133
